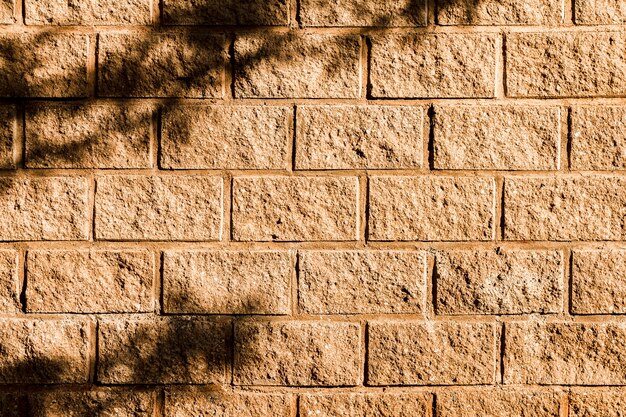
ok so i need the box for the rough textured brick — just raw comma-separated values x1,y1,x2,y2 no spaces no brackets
26,103,152,169
436,390,561,417
0,177,89,241
25,0,151,24
571,106,626,170
503,177,626,241
295,105,423,170
98,33,225,98
300,0,427,26
0,0,14,23
0,33,88,97
0,319,90,384
232,176,358,241
437,0,563,25
507,32,626,98
370,33,497,98
98,317,229,384
26,250,154,313
433,105,561,170
0,250,18,313
165,391,292,417
300,393,431,417
234,33,361,98
572,250,626,314
435,250,563,315
161,105,290,170
575,0,626,24
95,176,222,241
367,321,495,385
368,176,495,241
0,105,15,169
163,250,292,314
163,0,289,25
569,391,626,416
234,321,361,386
298,250,424,314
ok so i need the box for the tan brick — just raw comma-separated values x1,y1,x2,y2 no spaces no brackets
163,0,289,25
98,317,229,384
368,176,495,241
367,321,495,385
98,33,225,98
503,177,626,241
0,177,90,241
25,0,151,24
26,250,154,313
504,321,626,384
435,250,563,315
507,32,626,98
232,176,358,241
0,0,14,23
298,250,424,314
95,175,222,241
300,0,426,26
300,393,431,417
0,105,15,169
574,0,626,24
26,103,152,169
0,250,17,313
569,391,626,416
436,390,561,417
437,0,563,25
433,105,561,170
234,321,361,386
295,105,423,170
571,106,626,170
163,250,292,314
0,319,90,384
161,105,291,170
572,250,626,314
165,390,292,417
0,33,88,97
234,33,361,98
370,33,497,98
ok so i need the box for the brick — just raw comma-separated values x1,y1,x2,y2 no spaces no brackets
26,103,152,169
367,321,495,385
0,319,90,384
569,391,626,416
0,105,15,168
161,105,291,170
507,32,626,98
433,105,561,170
0,0,14,23
572,250,626,314
163,250,292,314
370,33,497,98
437,0,563,25
98,33,225,98
300,393,431,417
165,390,292,417
25,0,150,24
295,105,423,170
436,390,561,417
163,0,288,25
0,177,90,241
504,321,626,384
98,317,229,384
234,321,361,386
503,177,626,241
95,175,222,241
368,176,495,241
298,250,424,314
232,176,358,241
435,250,563,315
299,0,426,26
0,33,88,97
26,250,154,313
571,106,626,170
234,33,361,98
0,250,17,313
574,0,626,24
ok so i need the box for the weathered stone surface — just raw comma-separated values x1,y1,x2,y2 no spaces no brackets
300,393,431,417
436,390,561,417
161,105,290,170
0,0,14,23
98,33,225,98
26,250,154,313
232,176,358,241
298,250,424,314
234,33,361,98
370,33,497,98
234,321,361,386
572,250,626,314
26,103,152,169
165,391,292,417
300,0,426,26
295,105,423,170
435,250,563,315
433,105,561,170
98,317,229,384
25,0,151,24
95,175,222,241
569,391,626,416
163,250,292,314
163,0,289,25
367,321,495,385
437,0,563,25
0,250,18,313
503,177,626,241
575,0,626,24
507,32,626,97
368,176,495,241
0,105,15,168
571,106,626,170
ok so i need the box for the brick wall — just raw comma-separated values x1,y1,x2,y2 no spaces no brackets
0,0,625,415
